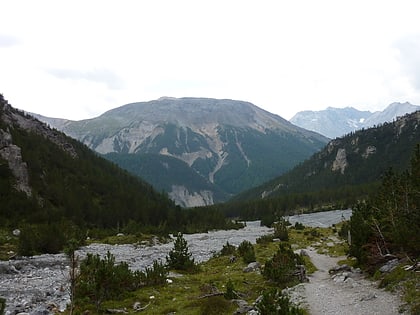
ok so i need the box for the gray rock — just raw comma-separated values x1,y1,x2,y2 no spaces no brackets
243,262,261,273
233,299,254,314
379,258,399,273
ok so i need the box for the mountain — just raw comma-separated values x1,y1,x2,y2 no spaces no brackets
290,102,420,138
39,97,328,207
235,110,420,203
0,94,177,233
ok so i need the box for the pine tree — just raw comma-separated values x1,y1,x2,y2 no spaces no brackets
166,233,196,271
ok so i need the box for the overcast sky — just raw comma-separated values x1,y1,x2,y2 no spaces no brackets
1,1,420,120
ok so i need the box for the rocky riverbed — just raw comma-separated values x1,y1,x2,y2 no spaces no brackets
0,210,351,315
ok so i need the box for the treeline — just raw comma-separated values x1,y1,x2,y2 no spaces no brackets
203,182,378,225
0,95,239,255
349,144,420,269
234,111,420,203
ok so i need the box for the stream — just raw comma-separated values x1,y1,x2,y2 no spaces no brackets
0,210,351,315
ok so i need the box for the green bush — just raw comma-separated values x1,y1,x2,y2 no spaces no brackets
263,243,303,285
256,288,304,315
256,234,274,244
237,240,256,263
274,218,289,241
224,279,238,300
76,251,136,310
293,222,305,230
220,241,236,256
141,260,168,286
0,297,5,315
166,233,197,271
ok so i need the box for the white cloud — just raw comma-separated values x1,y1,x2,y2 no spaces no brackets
1,0,420,120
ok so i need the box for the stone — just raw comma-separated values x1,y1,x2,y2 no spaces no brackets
360,293,377,301
133,302,142,311
379,258,399,273
329,264,351,274
243,262,261,273
233,299,254,314
300,249,309,257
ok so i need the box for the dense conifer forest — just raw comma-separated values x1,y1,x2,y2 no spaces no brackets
0,94,239,255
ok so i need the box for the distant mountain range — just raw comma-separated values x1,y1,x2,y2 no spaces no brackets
290,102,420,138
36,97,328,207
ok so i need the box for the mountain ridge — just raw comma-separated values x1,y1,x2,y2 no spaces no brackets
235,110,420,204
290,102,420,138
36,97,329,207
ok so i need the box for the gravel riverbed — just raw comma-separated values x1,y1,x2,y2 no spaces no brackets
0,210,354,314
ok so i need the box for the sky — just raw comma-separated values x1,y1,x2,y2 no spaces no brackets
1,1,420,121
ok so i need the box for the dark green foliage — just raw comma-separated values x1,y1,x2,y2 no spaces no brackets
255,288,304,315
237,240,256,263
263,243,303,285
77,251,135,310
224,279,238,300
18,221,83,256
338,221,349,239
0,297,5,315
64,239,79,315
166,233,197,271
220,241,236,256
256,234,274,244
273,218,289,241
228,111,419,220
349,145,420,268
141,260,168,286
76,251,167,311
293,222,305,230
104,152,229,204
1,96,241,255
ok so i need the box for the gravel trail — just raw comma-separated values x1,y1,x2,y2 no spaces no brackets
297,249,405,315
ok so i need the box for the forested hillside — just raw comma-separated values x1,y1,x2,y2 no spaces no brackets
0,94,236,255
40,97,328,207
219,111,420,221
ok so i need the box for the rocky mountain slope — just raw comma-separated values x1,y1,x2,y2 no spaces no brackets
0,94,177,233
236,110,420,201
39,97,328,207
290,102,420,138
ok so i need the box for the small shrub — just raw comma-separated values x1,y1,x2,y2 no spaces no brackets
142,260,168,286
293,222,305,230
0,297,6,315
166,233,197,272
255,288,304,315
274,218,289,241
238,240,256,264
263,243,304,285
256,234,274,244
220,241,236,256
224,279,238,300
76,251,134,310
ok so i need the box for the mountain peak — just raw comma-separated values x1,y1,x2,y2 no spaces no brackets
38,97,328,207
290,102,420,138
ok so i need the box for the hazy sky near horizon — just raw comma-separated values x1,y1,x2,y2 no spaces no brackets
1,1,420,120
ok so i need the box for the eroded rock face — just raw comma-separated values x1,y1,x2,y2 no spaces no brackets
168,185,214,208
0,95,79,197
331,148,348,174
0,129,31,196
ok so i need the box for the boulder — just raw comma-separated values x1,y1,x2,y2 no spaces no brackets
233,299,254,314
243,262,261,273
379,258,399,273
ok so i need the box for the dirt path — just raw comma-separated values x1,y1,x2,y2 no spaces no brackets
289,249,406,315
